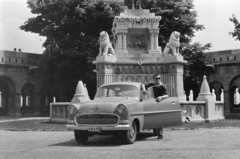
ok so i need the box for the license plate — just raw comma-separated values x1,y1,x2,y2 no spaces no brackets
87,127,101,132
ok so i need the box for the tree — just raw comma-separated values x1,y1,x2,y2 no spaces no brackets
229,14,240,41
21,0,210,100
21,0,123,100
181,43,211,99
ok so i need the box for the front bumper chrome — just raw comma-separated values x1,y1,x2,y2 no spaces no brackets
66,124,130,131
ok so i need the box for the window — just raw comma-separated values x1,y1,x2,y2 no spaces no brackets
95,85,138,98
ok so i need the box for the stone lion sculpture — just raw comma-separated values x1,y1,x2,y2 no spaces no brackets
163,31,181,56
98,31,115,56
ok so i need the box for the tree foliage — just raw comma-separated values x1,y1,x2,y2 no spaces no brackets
21,0,123,100
229,14,240,41
21,0,211,100
181,42,211,98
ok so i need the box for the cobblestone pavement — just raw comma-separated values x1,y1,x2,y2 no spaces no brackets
0,128,240,159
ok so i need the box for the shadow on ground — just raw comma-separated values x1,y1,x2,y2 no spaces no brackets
49,131,156,147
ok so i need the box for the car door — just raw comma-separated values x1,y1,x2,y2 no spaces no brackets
142,87,182,129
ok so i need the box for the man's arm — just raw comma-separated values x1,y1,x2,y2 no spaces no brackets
156,94,169,102
156,85,168,102
141,83,154,94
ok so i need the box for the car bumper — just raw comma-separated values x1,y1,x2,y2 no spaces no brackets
66,124,130,131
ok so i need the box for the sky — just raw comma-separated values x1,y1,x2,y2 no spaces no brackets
0,0,240,54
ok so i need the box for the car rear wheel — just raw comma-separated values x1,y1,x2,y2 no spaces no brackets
123,121,137,144
74,130,88,145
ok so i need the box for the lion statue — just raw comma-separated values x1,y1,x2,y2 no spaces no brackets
163,31,181,56
98,31,115,56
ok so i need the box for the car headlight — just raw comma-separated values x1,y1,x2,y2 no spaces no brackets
68,105,77,115
116,104,127,115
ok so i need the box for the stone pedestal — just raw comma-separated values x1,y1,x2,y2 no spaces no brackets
197,76,217,122
93,56,117,88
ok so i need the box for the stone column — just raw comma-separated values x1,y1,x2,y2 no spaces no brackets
22,94,26,109
175,73,185,101
122,30,128,53
224,90,230,114
33,92,42,116
153,30,159,50
93,58,117,88
13,93,22,117
7,95,13,116
117,33,123,51
150,31,154,50
164,64,185,101
149,29,160,53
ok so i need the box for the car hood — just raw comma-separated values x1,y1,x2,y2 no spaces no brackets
77,97,137,114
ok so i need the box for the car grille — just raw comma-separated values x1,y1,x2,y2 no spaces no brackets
75,114,119,125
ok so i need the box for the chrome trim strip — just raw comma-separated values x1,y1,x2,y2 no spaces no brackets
74,113,120,126
66,124,130,131
130,110,182,116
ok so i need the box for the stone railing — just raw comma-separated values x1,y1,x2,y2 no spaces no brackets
180,100,224,123
50,76,225,123
50,102,70,123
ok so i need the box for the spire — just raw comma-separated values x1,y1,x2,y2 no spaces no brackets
197,75,213,101
71,81,90,103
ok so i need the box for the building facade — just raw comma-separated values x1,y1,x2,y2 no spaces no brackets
0,50,46,117
206,49,240,118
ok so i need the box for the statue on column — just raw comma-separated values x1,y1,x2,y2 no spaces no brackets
98,31,115,56
163,31,181,56
132,0,142,9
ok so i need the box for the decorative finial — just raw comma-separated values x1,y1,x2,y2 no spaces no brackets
197,75,214,101
71,81,90,103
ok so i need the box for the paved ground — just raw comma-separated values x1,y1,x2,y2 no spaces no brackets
0,128,240,159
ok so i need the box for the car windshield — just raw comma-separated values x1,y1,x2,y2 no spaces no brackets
95,85,139,98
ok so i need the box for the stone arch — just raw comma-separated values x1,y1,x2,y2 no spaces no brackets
209,81,224,101
21,83,35,111
229,75,240,108
0,76,16,116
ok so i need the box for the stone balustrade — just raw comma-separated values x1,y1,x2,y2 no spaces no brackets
50,102,70,123
180,101,224,123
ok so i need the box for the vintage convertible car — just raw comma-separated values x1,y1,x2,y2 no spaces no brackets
67,82,182,144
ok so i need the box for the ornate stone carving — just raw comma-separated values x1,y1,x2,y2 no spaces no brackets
163,31,181,56
98,31,115,56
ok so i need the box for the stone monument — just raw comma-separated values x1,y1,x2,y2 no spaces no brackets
93,3,187,100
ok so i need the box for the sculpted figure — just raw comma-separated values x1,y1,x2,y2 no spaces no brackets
98,31,115,56
163,31,181,56
132,0,142,9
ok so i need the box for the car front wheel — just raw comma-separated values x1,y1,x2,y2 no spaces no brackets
74,130,88,145
123,121,137,144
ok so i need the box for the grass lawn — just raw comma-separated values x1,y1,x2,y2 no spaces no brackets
0,119,240,131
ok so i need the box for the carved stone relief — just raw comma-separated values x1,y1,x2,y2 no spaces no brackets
127,28,149,52
118,74,154,83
